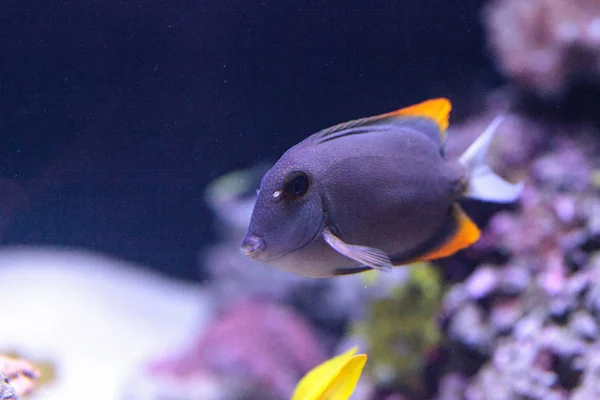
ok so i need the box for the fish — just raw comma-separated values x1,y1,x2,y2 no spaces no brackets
241,98,523,278
291,346,366,400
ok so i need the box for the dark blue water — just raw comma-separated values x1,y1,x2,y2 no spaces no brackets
0,0,503,280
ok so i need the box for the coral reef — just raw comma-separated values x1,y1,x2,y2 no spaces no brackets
435,114,600,399
484,0,600,97
0,373,17,400
0,354,40,398
136,300,326,400
357,264,443,394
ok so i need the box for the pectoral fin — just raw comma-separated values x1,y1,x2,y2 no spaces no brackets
322,227,393,272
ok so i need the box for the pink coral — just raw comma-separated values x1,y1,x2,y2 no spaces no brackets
149,300,326,399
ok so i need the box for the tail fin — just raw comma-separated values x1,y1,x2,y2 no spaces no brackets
459,116,524,203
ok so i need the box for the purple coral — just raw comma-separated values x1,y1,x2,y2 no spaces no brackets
435,109,600,398
147,300,326,400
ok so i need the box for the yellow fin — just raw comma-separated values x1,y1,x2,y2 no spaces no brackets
320,354,367,400
385,97,452,139
291,347,367,400
413,205,480,262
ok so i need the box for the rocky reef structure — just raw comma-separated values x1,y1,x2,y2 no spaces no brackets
484,0,600,97
433,103,600,399
356,264,443,396
131,300,326,400
0,354,40,399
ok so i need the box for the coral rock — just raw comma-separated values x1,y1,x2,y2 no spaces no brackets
147,300,326,400
485,0,600,96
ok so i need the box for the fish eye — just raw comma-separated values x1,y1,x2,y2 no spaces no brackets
283,171,310,200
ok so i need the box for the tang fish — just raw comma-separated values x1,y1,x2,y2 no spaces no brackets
241,98,523,278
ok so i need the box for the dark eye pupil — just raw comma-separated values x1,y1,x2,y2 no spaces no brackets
282,171,309,200
291,175,308,196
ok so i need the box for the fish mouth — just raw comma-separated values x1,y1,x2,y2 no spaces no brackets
254,215,326,263
240,235,266,259
244,215,326,263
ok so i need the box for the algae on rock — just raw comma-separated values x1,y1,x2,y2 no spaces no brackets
358,263,443,392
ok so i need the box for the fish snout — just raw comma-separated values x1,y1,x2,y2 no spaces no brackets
241,235,265,258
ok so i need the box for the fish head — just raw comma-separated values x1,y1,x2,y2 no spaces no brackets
241,153,325,264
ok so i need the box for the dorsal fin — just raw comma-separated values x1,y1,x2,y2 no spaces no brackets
312,98,452,144
382,97,452,139
312,116,389,143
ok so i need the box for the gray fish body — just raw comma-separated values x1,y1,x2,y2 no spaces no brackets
244,116,465,278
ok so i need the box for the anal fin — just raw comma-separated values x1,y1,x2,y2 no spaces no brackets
410,204,481,263
333,266,373,276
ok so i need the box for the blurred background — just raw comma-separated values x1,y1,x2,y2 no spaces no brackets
1,0,600,399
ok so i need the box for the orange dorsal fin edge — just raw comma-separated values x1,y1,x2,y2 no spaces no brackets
412,205,480,263
313,98,452,144
385,98,452,139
